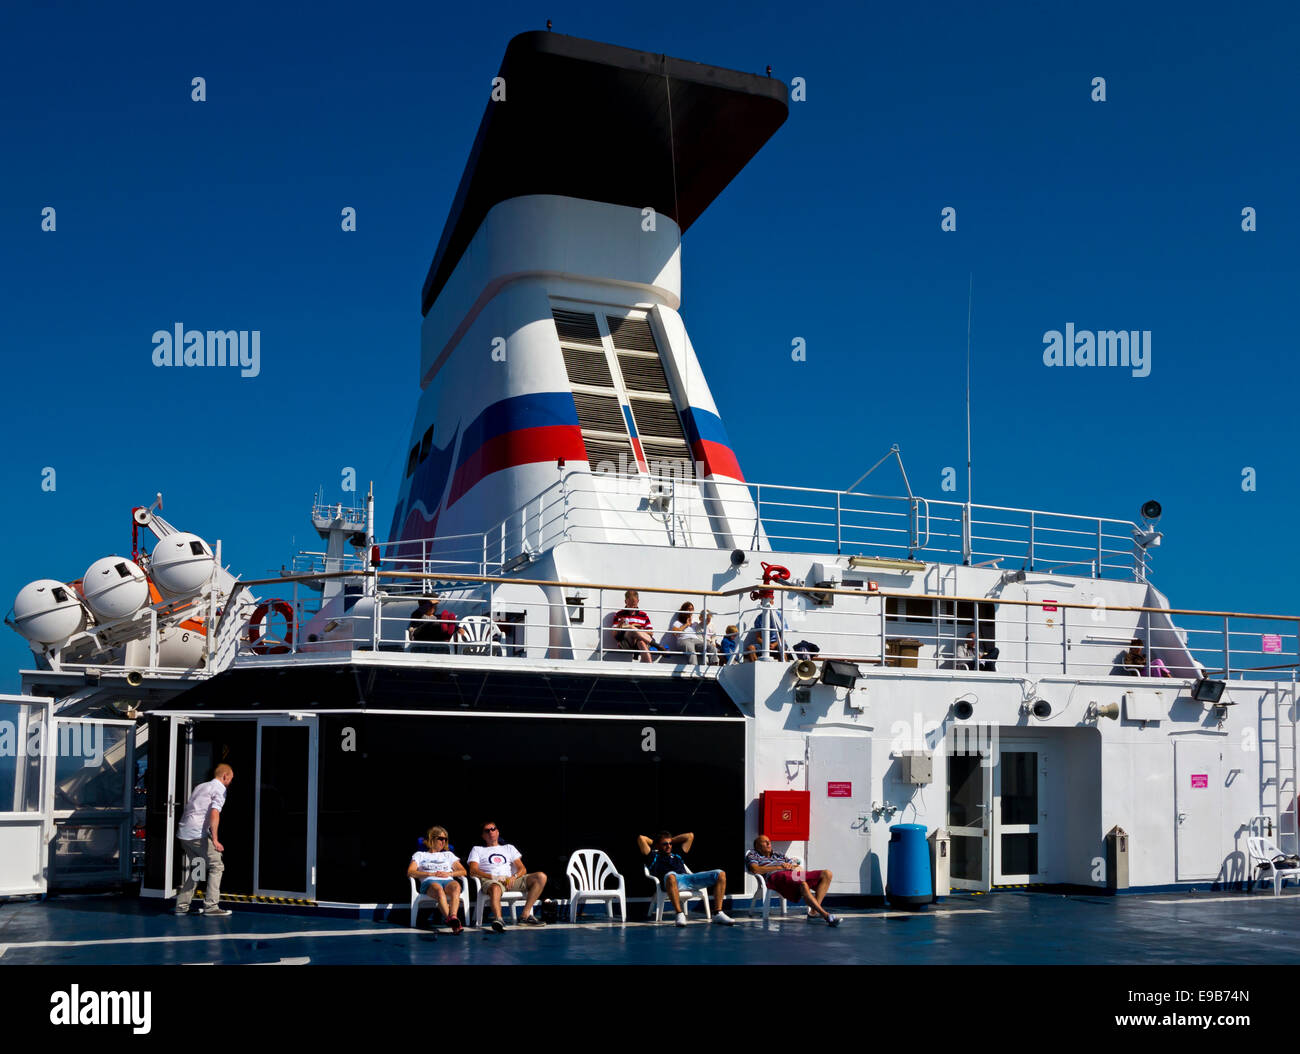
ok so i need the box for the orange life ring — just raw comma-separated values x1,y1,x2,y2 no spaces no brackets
248,599,294,655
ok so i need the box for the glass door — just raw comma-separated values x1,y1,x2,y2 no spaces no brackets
947,750,991,890
0,697,54,897
254,716,317,899
993,748,1047,884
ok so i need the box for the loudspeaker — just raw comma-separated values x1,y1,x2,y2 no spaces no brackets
1030,699,1052,719
792,659,819,683
952,700,974,720
125,670,144,687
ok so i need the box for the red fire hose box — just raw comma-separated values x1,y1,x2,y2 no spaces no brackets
761,790,811,841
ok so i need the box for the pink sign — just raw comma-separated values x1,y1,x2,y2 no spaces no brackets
827,781,852,798
1263,634,1283,654
1042,600,1058,613
1191,774,1209,789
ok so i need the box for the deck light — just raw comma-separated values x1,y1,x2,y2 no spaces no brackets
820,660,861,688
1191,678,1227,704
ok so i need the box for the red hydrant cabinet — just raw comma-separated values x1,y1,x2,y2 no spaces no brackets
761,790,811,841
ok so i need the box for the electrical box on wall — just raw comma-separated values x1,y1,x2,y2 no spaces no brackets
761,790,811,841
899,751,933,785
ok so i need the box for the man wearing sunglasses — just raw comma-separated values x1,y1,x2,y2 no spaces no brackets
637,830,736,927
466,822,548,932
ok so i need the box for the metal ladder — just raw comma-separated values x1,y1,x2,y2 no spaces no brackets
1259,676,1298,854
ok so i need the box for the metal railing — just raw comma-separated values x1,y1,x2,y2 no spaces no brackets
219,569,1295,688
508,469,1152,582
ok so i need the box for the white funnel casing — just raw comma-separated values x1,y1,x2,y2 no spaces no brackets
389,196,758,556
12,579,87,644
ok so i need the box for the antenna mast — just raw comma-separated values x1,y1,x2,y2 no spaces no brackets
964,275,973,564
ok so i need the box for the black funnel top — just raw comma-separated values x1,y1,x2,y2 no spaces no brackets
421,31,789,315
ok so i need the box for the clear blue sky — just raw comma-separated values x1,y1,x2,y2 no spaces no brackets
2,0,1298,688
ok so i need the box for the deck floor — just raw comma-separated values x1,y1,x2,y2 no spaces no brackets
4,889,1300,965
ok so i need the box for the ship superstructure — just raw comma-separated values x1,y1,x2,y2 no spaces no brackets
2,32,1295,913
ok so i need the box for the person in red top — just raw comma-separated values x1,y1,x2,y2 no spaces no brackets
408,597,462,645
613,589,659,662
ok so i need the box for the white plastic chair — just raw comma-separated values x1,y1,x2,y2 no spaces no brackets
457,615,504,656
408,874,469,927
1247,835,1300,895
566,849,627,922
472,876,526,926
742,868,789,921
644,864,713,921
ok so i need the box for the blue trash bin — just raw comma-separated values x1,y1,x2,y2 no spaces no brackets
886,823,932,909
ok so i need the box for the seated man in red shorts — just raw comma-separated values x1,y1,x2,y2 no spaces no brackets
745,834,838,925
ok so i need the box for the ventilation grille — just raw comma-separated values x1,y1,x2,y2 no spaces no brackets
562,346,614,388
582,438,635,470
607,315,659,353
553,309,604,347
627,398,684,441
572,392,626,435
616,352,672,394
641,440,696,478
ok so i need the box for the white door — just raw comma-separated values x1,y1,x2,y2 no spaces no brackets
0,696,55,897
140,715,186,899
1175,739,1224,880
1023,585,1069,676
993,747,1049,884
806,735,872,893
947,748,991,890
254,716,318,900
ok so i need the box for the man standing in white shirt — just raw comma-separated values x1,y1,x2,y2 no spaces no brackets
175,763,234,917
466,821,547,932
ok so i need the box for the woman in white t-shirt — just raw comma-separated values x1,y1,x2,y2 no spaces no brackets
407,825,466,933
669,602,718,664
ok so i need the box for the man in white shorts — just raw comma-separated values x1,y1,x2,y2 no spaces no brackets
466,821,547,932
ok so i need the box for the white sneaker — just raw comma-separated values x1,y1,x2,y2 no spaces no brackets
675,912,688,927
712,911,736,926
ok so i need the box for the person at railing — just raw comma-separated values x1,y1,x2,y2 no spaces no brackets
1115,637,1172,677
956,632,999,672
613,589,664,662
1117,638,1148,676
408,597,462,648
749,605,793,661
745,833,838,926
669,602,719,665
720,624,740,663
